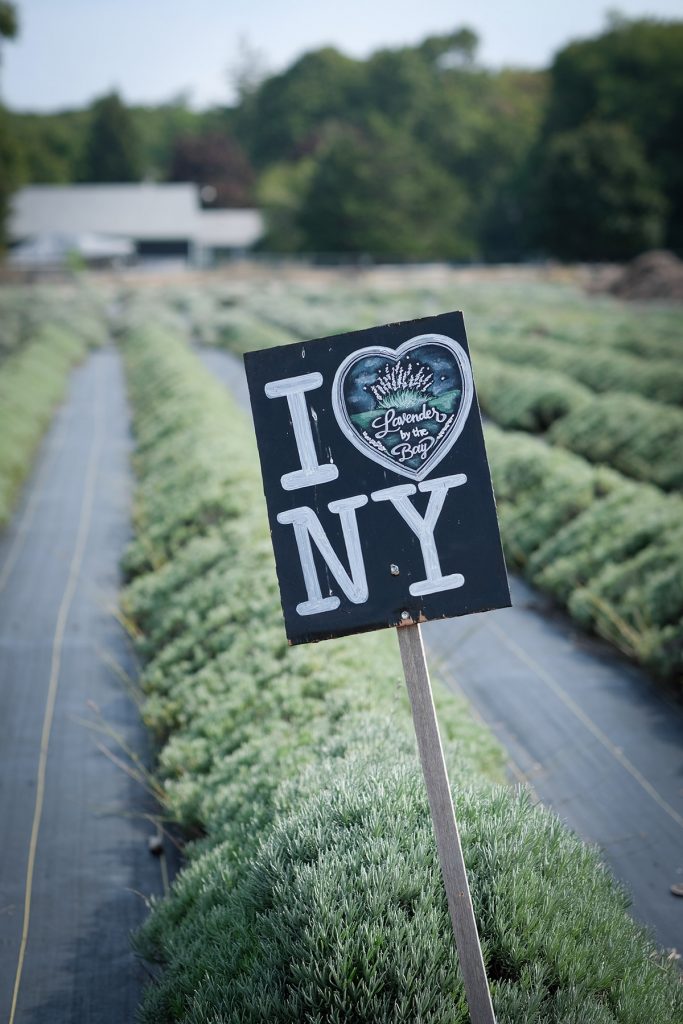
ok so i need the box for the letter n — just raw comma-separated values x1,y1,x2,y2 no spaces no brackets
277,495,369,616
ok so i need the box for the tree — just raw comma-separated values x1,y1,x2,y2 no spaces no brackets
416,66,547,259
418,27,479,67
0,1,17,37
234,48,364,167
238,29,546,260
168,133,254,206
0,0,18,96
297,121,473,260
536,121,666,260
130,95,202,180
10,109,89,183
255,158,315,251
542,18,683,251
229,35,269,105
80,92,142,182
0,104,22,250
0,2,19,252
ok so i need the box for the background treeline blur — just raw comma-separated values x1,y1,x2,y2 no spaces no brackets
2,14,682,261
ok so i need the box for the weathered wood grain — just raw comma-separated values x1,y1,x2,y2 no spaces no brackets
397,622,496,1024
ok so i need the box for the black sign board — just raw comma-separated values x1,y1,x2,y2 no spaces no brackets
245,311,510,645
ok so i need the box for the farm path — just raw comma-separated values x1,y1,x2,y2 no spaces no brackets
198,343,683,955
0,348,167,1023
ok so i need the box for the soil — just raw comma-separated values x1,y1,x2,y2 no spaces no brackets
607,250,683,302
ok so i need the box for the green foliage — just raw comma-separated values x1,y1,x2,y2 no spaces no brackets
184,270,683,679
240,18,682,259
484,425,619,563
0,289,106,525
191,272,683,492
8,108,88,184
543,18,683,251
0,283,102,356
474,355,591,431
473,328,683,407
528,481,683,677
0,103,22,251
0,1,17,39
418,27,479,65
10,17,683,260
10,102,208,185
120,313,683,1022
168,132,254,207
298,121,472,259
132,99,206,180
536,121,666,260
486,425,683,677
0,2,19,250
235,47,365,168
255,158,316,251
473,353,683,490
202,308,293,354
241,34,546,260
137,756,682,1024
549,393,683,490
80,91,142,182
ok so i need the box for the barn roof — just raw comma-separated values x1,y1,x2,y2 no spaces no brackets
9,184,263,248
195,207,263,248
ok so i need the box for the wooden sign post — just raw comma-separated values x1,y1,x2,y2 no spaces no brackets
245,312,509,1024
398,623,496,1024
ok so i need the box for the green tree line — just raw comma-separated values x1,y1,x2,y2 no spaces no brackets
3,15,682,260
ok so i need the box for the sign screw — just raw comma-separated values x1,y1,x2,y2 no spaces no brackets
390,564,400,576
400,610,410,620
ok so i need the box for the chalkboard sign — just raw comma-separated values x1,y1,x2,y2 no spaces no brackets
245,311,510,645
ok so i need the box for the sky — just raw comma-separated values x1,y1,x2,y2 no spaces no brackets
2,0,683,112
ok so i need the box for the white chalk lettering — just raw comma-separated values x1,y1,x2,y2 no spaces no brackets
371,474,467,595
277,495,369,615
265,373,339,490
371,404,448,439
390,436,436,463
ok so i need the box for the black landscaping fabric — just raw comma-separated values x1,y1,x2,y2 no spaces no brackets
0,350,167,1023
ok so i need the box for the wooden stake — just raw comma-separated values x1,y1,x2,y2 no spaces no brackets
397,622,496,1024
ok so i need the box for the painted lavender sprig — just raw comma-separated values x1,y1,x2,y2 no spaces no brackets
370,359,434,409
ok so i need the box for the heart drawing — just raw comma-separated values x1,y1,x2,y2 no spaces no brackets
331,333,474,481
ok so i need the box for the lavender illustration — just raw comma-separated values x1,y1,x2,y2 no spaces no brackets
369,359,434,410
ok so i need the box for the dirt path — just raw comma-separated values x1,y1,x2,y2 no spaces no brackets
198,343,683,954
0,349,166,1023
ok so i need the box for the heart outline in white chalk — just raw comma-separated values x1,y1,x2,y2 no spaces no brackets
331,333,474,481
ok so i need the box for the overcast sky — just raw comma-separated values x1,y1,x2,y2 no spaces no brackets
3,0,683,112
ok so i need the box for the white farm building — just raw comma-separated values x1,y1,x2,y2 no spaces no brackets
9,183,264,266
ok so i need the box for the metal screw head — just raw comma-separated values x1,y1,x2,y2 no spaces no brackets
400,610,410,620
390,564,400,576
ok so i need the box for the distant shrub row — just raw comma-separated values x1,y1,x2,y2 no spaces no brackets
0,284,105,361
120,317,683,1023
0,293,106,526
486,425,683,680
179,282,682,678
474,355,683,490
473,326,683,406
184,280,683,490
234,279,683,400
